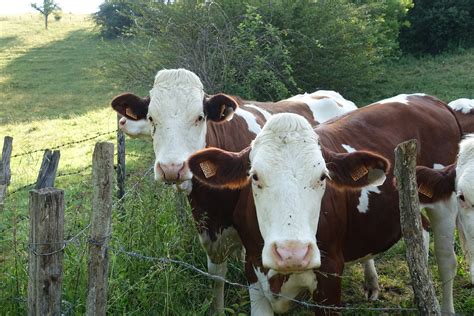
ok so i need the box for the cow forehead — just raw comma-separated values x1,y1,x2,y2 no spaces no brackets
148,86,204,118
148,69,205,118
250,113,325,176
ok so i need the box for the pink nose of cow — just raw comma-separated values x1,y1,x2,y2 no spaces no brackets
156,162,185,182
119,117,127,127
273,241,312,271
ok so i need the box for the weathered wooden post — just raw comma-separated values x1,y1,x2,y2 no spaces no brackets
35,149,60,189
117,114,126,213
87,142,114,316
0,136,13,209
28,187,65,316
394,139,441,315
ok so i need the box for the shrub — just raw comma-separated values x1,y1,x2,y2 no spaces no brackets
93,1,135,38
107,0,409,102
399,0,474,54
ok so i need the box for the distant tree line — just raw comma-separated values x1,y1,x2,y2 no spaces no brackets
93,0,473,101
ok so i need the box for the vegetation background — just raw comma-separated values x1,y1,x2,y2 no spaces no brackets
1,0,473,314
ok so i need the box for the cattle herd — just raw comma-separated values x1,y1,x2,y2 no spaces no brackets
110,69,474,315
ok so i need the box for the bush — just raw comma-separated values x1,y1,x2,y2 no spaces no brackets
399,0,474,54
107,0,409,102
93,1,135,38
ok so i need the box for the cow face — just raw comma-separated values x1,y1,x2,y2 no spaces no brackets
456,135,474,211
111,69,237,184
189,113,389,273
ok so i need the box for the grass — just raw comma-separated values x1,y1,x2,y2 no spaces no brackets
1,14,473,315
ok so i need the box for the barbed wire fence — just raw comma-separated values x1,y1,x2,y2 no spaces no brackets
1,132,457,315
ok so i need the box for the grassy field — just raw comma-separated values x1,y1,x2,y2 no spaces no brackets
1,14,473,315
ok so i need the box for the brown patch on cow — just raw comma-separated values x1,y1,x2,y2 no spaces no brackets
200,161,217,178
415,164,456,204
269,273,291,294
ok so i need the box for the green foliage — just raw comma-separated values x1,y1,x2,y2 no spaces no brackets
93,1,135,38
399,0,474,54
106,0,409,101
223,5,297,100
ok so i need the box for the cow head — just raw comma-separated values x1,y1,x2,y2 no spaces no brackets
111,69,237,185
189,113,389,273
118,116,151,138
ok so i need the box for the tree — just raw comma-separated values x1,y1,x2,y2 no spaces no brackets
31,0,60,30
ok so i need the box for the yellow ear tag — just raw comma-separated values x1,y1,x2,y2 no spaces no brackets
350,165,369,181
200,161,217,178
125,108,138,120
418,183,434,198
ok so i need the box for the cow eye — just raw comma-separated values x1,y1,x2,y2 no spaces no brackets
320,174,327,181
459,194,465,202
252,173,259,181
148,116,153,123
196,115,205,123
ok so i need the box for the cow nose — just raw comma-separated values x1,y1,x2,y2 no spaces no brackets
119,117,127,127
156,162,185,182
272,241,313,271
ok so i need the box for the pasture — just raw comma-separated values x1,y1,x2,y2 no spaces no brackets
1,14,473,315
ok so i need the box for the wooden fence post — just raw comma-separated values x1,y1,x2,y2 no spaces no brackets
0,136,13,209
87,142,114,316
28,188,65,316
394,139,441,315
116,115,126,213
35,149,60,189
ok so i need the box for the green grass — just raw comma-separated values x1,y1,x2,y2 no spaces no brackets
1,14,473,315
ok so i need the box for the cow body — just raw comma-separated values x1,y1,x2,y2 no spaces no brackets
189,94,462,314
111,68,357,312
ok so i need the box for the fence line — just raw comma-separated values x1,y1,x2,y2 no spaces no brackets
11,130,116,158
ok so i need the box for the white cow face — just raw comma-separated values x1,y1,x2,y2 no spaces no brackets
118,117,151,138
249,114,326,272
111,69,237,184
188,113,389,274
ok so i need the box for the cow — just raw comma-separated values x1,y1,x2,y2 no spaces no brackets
188,94,462,315
416,134,474,287
110,68,358,312
449,98,474,134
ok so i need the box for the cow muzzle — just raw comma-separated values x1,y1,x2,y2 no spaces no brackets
156,161,188,183
265,240,320,273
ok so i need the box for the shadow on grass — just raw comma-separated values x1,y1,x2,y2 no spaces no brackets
1,29,119,124
0,36,20,49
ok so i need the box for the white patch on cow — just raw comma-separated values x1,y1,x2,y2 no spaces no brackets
253,266,317,314
288,90,357,123
448,98,474,114
250,113,325,271
362,258,380,301
433,163,445,170
120,118,151,138
342,144,381,213
244,104,272,121
376,93,427,105
147,69,206,181
198,227,242,264
235,108,262,135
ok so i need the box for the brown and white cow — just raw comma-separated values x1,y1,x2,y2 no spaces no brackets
417,134,474,287
110,68,358,311
188,94,462,314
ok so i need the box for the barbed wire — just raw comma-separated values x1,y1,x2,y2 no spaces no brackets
11,130,117,158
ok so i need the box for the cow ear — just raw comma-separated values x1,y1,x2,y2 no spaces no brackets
415,164,456,203
188,147,251,190
111,93,150,121
324,149,390,189
204,94,238,122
